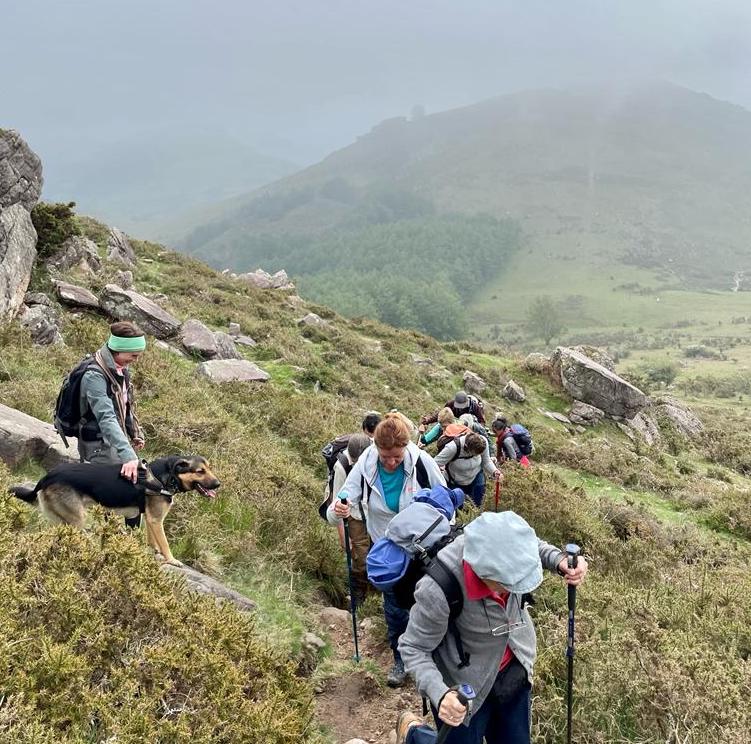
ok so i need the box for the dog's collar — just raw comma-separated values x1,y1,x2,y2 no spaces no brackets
136,462,178,502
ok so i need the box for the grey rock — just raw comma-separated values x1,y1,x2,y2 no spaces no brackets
569,400,605,427
524,352,551,373
115,269,134,290
106,227,136,267
286,294,305,308
319,606,352,628
213,331,242,360
18,303,63,346
228,321,241,336
552,347,648,418
46,235,102,275
236,268,295,290
653,395,704,439
234,335,257,347
463,370,487,396
195,359,270,383
161,563,255,612
570,345,615,372
155,340,187,358
302,632,326,653
627,411,660,446
179,318,219,359
99,284,180,339
411,353,434,366
297,312,328,328
54,280,100,309
23,292,51,306
0,130,43,210
0,402,79,468
540,408,573,425
0,203,37,322
502,380,526,402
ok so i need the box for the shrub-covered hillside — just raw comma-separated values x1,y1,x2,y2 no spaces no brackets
1,217,750,742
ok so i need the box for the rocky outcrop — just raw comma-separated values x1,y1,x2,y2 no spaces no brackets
0,130,43,210
552,346,648,419
502,380,526,403
0,203,38,322
161,563,255,612
196,359,270,383
463,370,487,396
652,395,704,439
570,345,615,372
115,269,133,290
626,411,660,446
107,227,136,267
0,403,78,468
213,331,242,360
24,292,51,307
297,312,328,328
524,352,552,374
99,284,180,339
179,318,219,359
18,303,63,346
236,268,294,290
569,400,605,427
46,236,101,275
54,280,100,309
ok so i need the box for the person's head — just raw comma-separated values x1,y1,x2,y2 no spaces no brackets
362,411,382,437
347,433,372,463
458,413,475,428
453,391,469,411
107,321,146,366
374,413,412,472
437,407,455,428
464,511,543,594
491,417,509,434
463,432,487,457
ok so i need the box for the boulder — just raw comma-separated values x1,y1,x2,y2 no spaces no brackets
236,268,295,290
270,269,294,289
195,359,270,383
0,203,37,322
319,606,352,628
411,353,434,367
99,284,180,339
502,380,526,402
524,352,551,373
569,400,605,427
540,408,573,426
463,370,487,396
0,403,79,468
297,312,328,328
18,303,63,346
652,395,704,439
54,280,100,309
154,340,187,358
0,130,43,210
46,235,101,275
228,322,241,336
115,269,134,290
161,563,255,612
234,334,257,347
570,345,615,372
552,346,648,419
213,331,242,360
23,292,51,306
627,411,660,446
179,318,219,359
106,227,136,267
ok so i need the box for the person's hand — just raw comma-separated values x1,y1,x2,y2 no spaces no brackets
418,424,426,434
438,690,468,727
333,499,351,519
120,459,140,483
558,555,588,586
417,441,426,450
133,437,145,451
492,469,503,481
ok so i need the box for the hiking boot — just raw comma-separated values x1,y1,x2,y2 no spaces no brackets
395,711,423,744
387,658,407,687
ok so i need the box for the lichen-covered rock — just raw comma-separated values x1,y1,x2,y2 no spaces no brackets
54,280,100,309
161,563,255,612
23,292,51,306
297,312,328,328
0,403,78,468
107,227,136,267
99,284,180,339
653,395,704,439
46,235,101,275
115,269,134,290
213,331,242,360
569,400,605,426
0,130,43,210
18,303,63,346
524,352,552,374
627,411,660,446
502,380,526,402
570,345,615,372
0,203,37,322
195,359,270,383
179,318,219,359
463,370,487,396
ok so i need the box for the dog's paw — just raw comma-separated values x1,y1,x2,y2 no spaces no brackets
163,558,185,568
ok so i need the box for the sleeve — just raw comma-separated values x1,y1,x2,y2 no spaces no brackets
398,577,452,707
81,370,137,462
422,423,442,445
326,458,365,525
480,441,498,477
331,460,347,497
538,539,566,572
433,440,458,468
420,409,440,426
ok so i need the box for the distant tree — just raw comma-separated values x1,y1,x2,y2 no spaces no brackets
526,295,565,345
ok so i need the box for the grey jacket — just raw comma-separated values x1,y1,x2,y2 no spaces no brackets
79,345,139,462
398,535,565,721
326,442,446,542
434,435,499,486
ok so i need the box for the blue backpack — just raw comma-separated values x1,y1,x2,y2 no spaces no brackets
508,424,533,456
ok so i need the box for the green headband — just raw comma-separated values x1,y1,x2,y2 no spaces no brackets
108,334,146,352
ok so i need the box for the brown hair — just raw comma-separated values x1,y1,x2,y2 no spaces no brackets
374,412,411,450
463,433,487,457
110,320,144,338
437,407,455,428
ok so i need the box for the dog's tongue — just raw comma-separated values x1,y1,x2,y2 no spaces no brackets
197,484,217,498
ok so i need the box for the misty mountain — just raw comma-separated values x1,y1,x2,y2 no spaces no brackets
43,129,297,242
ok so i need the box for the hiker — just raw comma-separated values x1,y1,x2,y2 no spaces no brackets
491,417,532,466
78,321,146,527
419,407,456,449
434,432,501,508
420,391,486,429
331,433,373,604
396,511,589,744
362,410,382,438
328,412,446,687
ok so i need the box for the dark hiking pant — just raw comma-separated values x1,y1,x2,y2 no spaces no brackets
449,470,485,508
382,588,410,662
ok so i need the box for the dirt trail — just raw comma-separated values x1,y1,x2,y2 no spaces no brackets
314,608,428,744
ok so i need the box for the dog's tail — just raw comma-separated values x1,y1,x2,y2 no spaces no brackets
8,484,39,503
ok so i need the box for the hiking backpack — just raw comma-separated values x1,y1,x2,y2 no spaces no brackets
53,355,104,446
318,434,353,520
435,423,473,460
505,424,533,456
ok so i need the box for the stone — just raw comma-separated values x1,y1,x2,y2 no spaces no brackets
270,269,294,289
195,359,270,383
234,334,256,347
0,130,43,210
179,318,219,359
23,292,51,306
286,294,305,308
297,312,328,328
627,411,660,446
0,203,37,322
410,353,433,366
502,380,526,402
524,352,552,374
463,370,487,396
552,346,648,419
228,322,241,336
0,403,79,468
235,268,295,290
154,340,187,358
652,395,704,439
18,303,63,346
161,563,255,612
319,606,352,628
570,345,615,372
540,408,573,426
213,331,242,360
46,235,101,275
54,280,100,309
106,227,136,267
569,400,605,427
99,284,181,339
115,269,134,289
302,632,326,653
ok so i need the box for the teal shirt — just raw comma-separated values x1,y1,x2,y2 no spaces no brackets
377,462,406,513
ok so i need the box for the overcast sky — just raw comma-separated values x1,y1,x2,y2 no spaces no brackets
4,0,751,170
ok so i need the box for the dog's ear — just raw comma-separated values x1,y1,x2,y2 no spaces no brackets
172,458,192,474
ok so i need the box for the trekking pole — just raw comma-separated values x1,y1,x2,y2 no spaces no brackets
565,543,581,744
435,684,475,744
494,476,501,512
339,493,360,662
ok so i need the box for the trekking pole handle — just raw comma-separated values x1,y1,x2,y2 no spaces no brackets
436,685,476,744
566,543,580,570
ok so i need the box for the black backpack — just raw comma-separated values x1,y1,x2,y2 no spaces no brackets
53,356,103,446
318,434,353,520
505,424,533,457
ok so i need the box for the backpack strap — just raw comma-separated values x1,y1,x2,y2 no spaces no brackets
415,455,430,489
424,558,470,668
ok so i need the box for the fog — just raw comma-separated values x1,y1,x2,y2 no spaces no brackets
3,0,751,193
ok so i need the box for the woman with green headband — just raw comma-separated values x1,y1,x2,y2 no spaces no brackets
78,321,146,526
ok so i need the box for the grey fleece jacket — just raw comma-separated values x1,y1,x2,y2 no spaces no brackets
398,535,565,723
434,435,499,486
